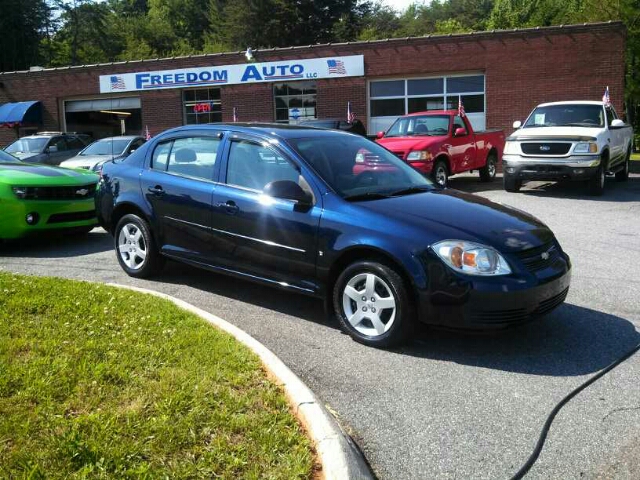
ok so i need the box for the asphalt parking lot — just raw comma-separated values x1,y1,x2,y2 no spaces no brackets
2,172,640,479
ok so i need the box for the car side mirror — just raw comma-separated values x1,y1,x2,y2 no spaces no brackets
513,120,522,129
47,145,58,153
263,180,312,204
610,119,625,128
454,127,467,137
376,131,385,139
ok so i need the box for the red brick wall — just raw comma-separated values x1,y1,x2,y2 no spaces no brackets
0,22,625,146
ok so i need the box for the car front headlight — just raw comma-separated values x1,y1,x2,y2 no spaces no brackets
573,142,598,154
406,150,433,161
503,141,519,155
432,240,512,276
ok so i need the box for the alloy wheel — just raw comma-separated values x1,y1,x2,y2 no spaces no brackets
117,223,147,270
342,273,397,337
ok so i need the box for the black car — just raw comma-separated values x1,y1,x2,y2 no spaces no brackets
298,118,367,136
97,124,571,348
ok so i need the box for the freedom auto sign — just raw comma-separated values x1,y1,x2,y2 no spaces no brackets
99,55,364,93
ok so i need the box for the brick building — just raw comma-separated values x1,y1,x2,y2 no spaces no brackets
0,21,625,146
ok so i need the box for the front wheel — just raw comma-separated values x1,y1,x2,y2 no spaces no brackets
615,150,630,182
114,214,164,278
479,153,497,182
587,161,606,196
431,160,449,187
333,261,414,348
504,174,522,192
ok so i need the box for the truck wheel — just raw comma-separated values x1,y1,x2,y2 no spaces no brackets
504,174,522,192
587,162,606,196
479,153,497,182
432,160,449,187
615,149,630,182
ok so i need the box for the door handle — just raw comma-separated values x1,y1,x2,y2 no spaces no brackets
147,185,164,195
216,200,239,215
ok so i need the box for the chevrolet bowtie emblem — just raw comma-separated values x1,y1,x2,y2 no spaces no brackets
541,252,550,260
76,188,89,196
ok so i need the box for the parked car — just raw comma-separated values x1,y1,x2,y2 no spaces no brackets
504,101,633,195
60,136,146,171
376,111,505,186
4,132,90,166
97,124,570,348
0,149,99,240
298,118,367,136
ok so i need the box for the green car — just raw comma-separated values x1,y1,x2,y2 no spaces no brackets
0,149,99,240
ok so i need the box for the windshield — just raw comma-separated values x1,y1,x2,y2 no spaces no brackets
287,135,435,200
524,105,604,128
0,150,21,163
5,137,48,154
385,115,450,137
81,139,130,156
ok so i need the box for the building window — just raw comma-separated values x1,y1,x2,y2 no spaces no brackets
183,88,222,125
369,74,485,133
274,81,317,123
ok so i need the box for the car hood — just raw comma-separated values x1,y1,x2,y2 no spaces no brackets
360,189,553,252
0,163,99,186
61,154,114,168
377,136,445,153
510,126,600,140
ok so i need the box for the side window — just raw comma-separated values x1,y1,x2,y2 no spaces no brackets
152,141,172,171
226,140,300,191
49,137,68,151
605,107,615,127
130,139,145,153
67,136,85,149
166,137,220,180
453,115,467,134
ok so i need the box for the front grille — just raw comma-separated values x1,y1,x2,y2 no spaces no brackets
513,241,562,273
470,308,529,324
535,287,569,316
521,143,571,155
47,210,97,224
13,183,97,201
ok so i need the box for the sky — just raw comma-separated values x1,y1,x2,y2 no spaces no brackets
381,0,428,12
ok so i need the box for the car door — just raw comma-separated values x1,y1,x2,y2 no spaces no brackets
140,133,223,263
210,134,322,292
44,136,69,165
449,115,477,171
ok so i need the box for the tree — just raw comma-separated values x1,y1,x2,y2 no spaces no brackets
0,0,50,71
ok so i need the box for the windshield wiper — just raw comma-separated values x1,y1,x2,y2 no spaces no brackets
556,123,599,127
389,186,431,197
343,192,390,202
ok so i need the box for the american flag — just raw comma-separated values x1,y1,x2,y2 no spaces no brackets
347,101,355,123
110,76,126,90
327,59,346,75
145,125,151,140
602,86,611,106
233,107,238,122
458,95,466,117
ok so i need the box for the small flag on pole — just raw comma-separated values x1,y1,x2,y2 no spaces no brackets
458,95,466,117
602,86,611,106
347,101,355,123
145,125,151,140
233,107,238,122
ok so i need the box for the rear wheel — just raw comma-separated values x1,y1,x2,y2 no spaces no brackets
479,153,497,182
615,149,630,182
504,174,522,192
114,214,164,278
431,160,449,187
333,261,414,348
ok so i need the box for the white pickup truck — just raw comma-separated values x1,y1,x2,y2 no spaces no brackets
503,101,633,195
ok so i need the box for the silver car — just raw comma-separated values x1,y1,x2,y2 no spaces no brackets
60,136,146,171
4,132,90,166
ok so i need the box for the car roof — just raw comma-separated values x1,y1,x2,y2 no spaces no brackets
95,135,141,142
537,101,605,107
162,123,356,140
18,132,82,139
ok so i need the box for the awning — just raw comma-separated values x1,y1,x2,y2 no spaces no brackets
0,101,42,128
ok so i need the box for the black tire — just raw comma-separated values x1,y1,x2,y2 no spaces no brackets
615,150,630,182
114,214,164,278
479,153,497,182
333,260,414,348
503,174,522,192
431,160,449,187
587,157,606,196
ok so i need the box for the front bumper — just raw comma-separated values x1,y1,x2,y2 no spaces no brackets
0,197,97,239
503,154,600,181
416,247,572,330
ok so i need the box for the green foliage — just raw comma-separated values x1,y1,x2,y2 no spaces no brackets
0,272,314,478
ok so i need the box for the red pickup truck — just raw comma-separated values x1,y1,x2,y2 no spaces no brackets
375,110,505,186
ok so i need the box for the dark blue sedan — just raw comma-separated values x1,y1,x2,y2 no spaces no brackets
96,124,571,348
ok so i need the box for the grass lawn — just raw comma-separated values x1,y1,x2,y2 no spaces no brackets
0,272,314,479
631,152,640,161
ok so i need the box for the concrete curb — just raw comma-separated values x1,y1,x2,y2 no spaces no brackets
107,283,374,480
